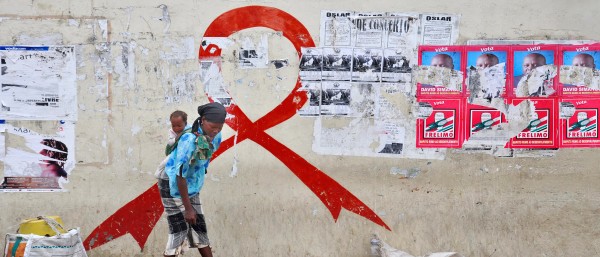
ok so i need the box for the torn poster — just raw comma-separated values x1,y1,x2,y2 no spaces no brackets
559,45,600,96
199,38,232,107
298,81,321,116
312,87,444,159
419,13,460,45
352,48,382,82
509,98,558,149
384,13,420,49
382,48,412,83
160,36,195,60
559,98,600,147
0,46,77,120
351,12,386,48
374,119,405,155
320,81,376,117
0,120,5,161
313,117,377,155
236,34,268,69
463,103,508,150
511,45,558,97
376,83,407,118
320,10,353,47
465,45,509,104
1,120,75,192
312,116,406,157
417,46,464,97
322,47,352,81
371,234,465,257
416,98,463,148
300,47,323,81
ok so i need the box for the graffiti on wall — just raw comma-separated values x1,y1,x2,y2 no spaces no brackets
83,6,389,251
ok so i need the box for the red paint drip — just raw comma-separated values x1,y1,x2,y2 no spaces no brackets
84,6,389,251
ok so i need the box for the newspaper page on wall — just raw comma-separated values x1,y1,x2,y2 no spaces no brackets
310,11,459,159
1,120,75,192
0,46,77,120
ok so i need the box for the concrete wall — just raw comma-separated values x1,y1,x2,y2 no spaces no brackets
1,0,599,256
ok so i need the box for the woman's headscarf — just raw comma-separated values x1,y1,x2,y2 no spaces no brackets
191,102,227,132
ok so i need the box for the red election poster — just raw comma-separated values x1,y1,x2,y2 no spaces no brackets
416,98,463,148
559,98,600,147
464,45,510,101
509,98,558,148
510,45,559,98
464,103,507,147
417,46,465,98
559,44,600,96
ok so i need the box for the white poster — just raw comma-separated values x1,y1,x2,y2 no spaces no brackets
322,47,353,81
352,48,382,82
298,81,321,117
299,47,323,81
384,13,420,49
320,81,377,117
382,48,413,83
420,13,460,45
320,10,354,47
1,120,75,192
0,46,77,120
352,12,386,48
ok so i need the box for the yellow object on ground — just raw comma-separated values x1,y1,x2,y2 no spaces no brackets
18,216,66,236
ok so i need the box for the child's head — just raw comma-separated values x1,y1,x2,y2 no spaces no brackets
170,110,187,134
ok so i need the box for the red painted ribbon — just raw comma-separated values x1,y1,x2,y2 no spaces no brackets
83,5,389,251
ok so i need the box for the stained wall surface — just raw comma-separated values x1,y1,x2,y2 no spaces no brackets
0,1,599,256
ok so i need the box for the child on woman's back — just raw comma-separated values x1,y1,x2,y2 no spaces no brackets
155,110,189,178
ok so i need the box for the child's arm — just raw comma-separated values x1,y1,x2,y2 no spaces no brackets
167,128,178,146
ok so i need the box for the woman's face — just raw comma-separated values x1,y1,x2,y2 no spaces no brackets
200,118,224,139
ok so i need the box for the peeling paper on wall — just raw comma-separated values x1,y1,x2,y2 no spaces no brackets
559,65,600,89
156,4,171,33
199,58,230,106
15,33,63,45
466,63,506,105
0,46,78,120
320,82,377,117
270,59,288,69
200,37,234,106
515,65,557,97
0,120,5,161
385,13,420,49
114,42,136,89
414,66,463,91
370,235,464,257
494,100,534,138
319,10,353,47
458,99,534,155
313,117,404,157
97,20,108,41
161,37,195,60
236,34,269,69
